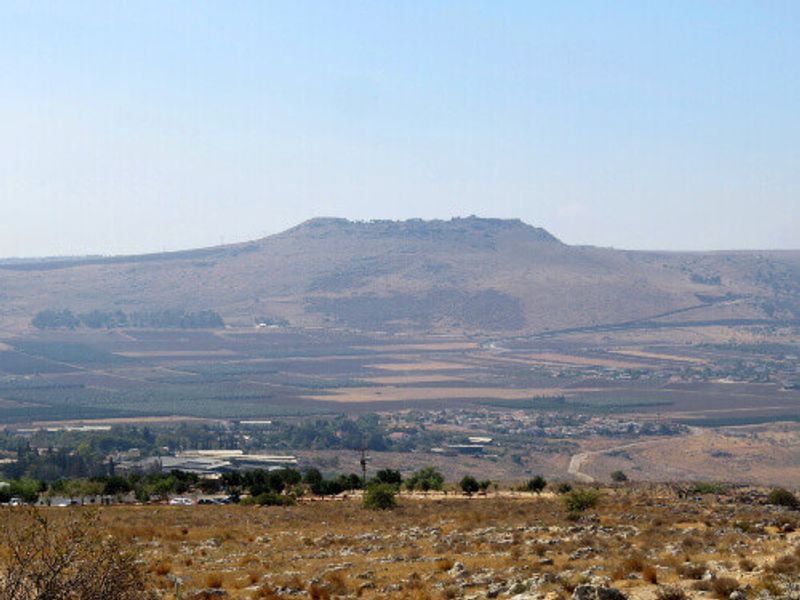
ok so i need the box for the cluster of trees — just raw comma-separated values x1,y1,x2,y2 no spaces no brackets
0,467,372,506
0,465,457,506
2,442,111,481
238,414,461,452
0,471,206,505
240,415,436,452
404,466,445,491
458,475,492,495
2,427,166,481
1,424,245,481
31,308,224,330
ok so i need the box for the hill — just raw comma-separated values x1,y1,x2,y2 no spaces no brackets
1,216,798,334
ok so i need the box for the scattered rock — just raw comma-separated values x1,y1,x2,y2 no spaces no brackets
448,561,466,578
572,585,628,600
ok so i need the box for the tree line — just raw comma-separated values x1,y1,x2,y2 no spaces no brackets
0,465,450,506
31,308,225,330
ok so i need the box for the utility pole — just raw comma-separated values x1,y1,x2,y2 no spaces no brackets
360,446,368,487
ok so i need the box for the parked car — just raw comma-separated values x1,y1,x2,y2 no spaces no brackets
168,497,193,506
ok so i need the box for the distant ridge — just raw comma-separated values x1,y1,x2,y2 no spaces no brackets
285,216,561,244
0,217,559,272
0,216,797,334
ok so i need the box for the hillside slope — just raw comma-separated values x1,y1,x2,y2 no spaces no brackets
1,217,798,334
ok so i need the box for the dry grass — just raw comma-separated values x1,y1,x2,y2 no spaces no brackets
3,486,797,599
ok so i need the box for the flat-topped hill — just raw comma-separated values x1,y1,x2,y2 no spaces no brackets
0,217,798,334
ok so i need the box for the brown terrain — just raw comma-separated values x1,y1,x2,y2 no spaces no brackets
5,486,800,600
0,217,798,335
0,217,798,486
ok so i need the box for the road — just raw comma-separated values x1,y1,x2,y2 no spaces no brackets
567,427,704,482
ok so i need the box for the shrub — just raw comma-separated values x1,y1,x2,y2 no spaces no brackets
308,584,330,600
767,487,799,509
738,558,756,572
688,482,729,495
524,475,547,494
205,572,224,589
435,558,455,571
363,483,397,510
563,489,599,512
153,559,172,576
711,577,739,599
676,562,706,579
0,508,155,599
611,470,628,482
655,585,688,600
643,565,658,583
770,553,800,576
622,556,645,572
255,492,295,506
555,482,573,494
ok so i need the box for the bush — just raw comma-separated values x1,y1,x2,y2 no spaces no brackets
655,585,687,600
254,492,295,506
676,562,706,579
688,481,728,495
767,487,799,509
769,553,800,576
524,475,547,494
205,572,224,588
711,577,739,599
0,508,155,599
459,475,479,496
363,483,397,510
563,489,599,512
611,470,628,482
642,565,658,583
555,482,573,494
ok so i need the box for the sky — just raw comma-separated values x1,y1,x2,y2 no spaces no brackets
1,2,798,257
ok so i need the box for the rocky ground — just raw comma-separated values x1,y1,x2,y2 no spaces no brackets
5,485,800,599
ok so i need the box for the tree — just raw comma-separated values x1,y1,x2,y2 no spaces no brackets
459,475,479,496
9,478,43,504
303,468,324,495
0,508,156,599
611,470,629,483
100,476,132,497
363,484,397,510
478,480,491,494
524,475,547,494
31,309,80,330
405,467,444,492
198,477,221,494
373,469,402,487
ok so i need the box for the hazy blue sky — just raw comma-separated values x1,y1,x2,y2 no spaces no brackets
1,2,798,256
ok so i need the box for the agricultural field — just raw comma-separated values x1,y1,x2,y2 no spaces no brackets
0,324,798,425
1,322,799,485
